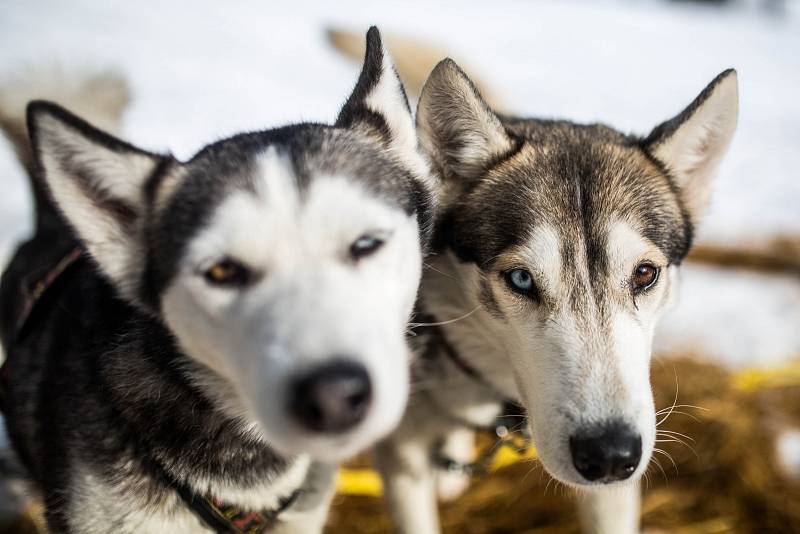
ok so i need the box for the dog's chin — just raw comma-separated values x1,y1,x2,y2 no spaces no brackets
259,424,388,463
255,400,407,463
278,434,372,463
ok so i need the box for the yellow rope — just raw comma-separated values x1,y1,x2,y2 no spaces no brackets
731,359,800,392
336,359,800,497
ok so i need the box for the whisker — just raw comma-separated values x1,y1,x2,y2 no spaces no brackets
655,409,700,423
423,262,458,281
656,374,680,427
657,429,695,442
544,476,555,496
655,404,709,415
520,462,542,485
649,455,668,483
666,436,699,459
408,306,481,328
652,447,678,474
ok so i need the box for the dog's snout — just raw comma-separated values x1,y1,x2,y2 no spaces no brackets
569,421,642,483
288,360,372,433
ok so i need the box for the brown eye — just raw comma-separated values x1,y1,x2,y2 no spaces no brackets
630,263,659,294
204,259,251,287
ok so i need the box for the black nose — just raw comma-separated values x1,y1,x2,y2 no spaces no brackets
569,421,642,482
288,360,372,433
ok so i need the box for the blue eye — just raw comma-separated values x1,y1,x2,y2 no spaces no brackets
350,235,385,260
505,268,537,298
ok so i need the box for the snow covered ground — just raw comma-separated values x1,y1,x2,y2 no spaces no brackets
0,0,798,367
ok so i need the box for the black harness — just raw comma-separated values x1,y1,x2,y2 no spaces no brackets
414,315,532,475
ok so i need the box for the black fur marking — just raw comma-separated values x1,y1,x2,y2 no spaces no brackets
335,26,409,146
143,156,179,206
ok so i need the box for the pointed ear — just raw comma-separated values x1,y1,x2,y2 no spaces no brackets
644,69,739,222
27,100,167,300
416,58,515,182
336,26,417,158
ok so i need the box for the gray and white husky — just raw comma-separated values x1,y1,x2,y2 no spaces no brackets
376,60,738,533
0,28,433,533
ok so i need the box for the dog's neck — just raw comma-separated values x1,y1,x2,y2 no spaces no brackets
98,315,298,507
419,250,520,398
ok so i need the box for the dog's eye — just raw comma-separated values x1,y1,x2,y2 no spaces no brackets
505,268,538,299
204,259,251,287
630,263,659,294
350,235,385,260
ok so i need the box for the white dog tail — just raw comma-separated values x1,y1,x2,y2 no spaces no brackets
0,67,130,233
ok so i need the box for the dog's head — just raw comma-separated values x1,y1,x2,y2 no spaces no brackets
27,28,432,462
418,61,737,486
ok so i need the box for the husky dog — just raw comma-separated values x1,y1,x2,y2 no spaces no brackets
375,60,738,533
0,27,433,533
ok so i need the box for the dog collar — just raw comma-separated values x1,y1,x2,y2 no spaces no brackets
175,484,302,533
14,245,84,343
149,451,302,533
415,312,516,403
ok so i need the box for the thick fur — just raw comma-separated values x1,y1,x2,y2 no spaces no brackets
377,60,738,534
0,27,434,533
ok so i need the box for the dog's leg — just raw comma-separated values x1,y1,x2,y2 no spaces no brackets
374,423,442,534
273,462,337,534
435,426,475,502
577,483,640,534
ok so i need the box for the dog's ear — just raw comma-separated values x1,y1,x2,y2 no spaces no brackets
644,69,738,222
336,26,417,159
27,100,168,301
416,58,515,183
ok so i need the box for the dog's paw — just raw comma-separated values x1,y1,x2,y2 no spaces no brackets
436,467,472,502
435,427,476,502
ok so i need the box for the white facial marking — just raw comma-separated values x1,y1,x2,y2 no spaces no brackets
161,148,420,462
435,219,670,487
518,224,563,296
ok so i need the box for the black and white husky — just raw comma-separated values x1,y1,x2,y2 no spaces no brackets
376,60,738,533
0,28,433,533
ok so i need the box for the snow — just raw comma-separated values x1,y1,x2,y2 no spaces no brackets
0,0,798,368
776,428,800,480
654,264,800,367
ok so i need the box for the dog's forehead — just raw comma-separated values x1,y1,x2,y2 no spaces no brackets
445,123,690,268
162,126,414,229
513,218,664,294
145,125,420,298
